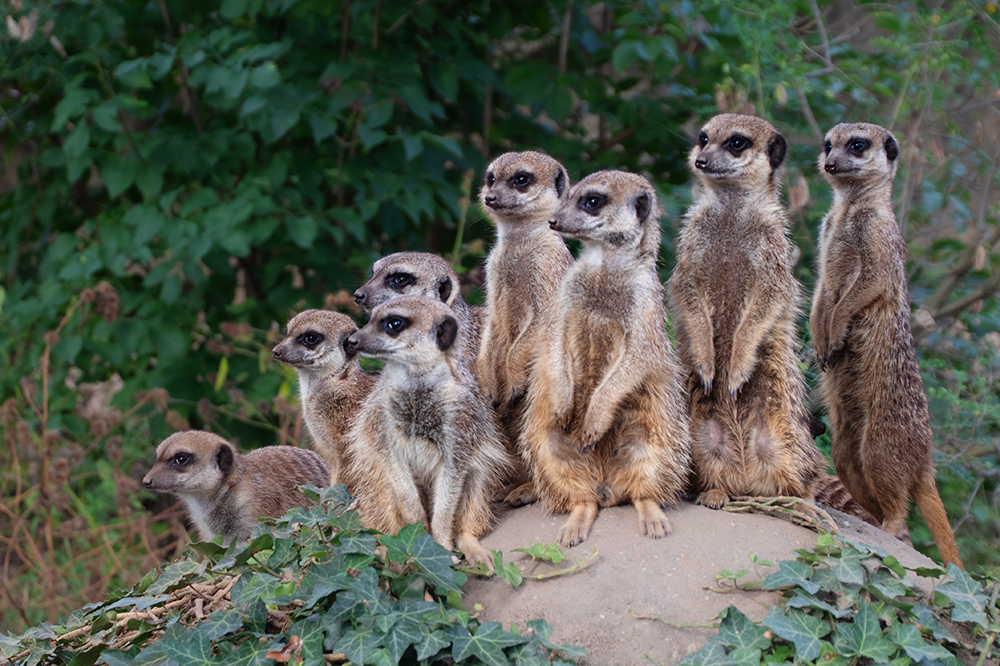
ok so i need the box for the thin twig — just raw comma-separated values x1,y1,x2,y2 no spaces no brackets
558,0,573,73
630,609,718,628
523,548,599,580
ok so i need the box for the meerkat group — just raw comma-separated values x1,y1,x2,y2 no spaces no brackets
143,116,964,569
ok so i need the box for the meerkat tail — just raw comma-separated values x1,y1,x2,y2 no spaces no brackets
912,474,964,569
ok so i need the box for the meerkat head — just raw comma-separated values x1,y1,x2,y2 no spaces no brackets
143,431,238,497
345,295,460,370
549,170,662,258
353,252,462,314
480,150,570,225
820,122,898,188
690,114,787,191
272,309,359,375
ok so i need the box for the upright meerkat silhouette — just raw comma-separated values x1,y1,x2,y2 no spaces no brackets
668,113,825,509
812,122,962,568
522,169,691,547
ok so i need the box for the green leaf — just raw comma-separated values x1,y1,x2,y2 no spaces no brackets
271,105,301,140
905,604,958,645
159,628,213,665
123,205,166,246
881,556,906,579
710,606,770,650
201,609,243,640
937,565,988,630
887,623,954,662
135,164,165,199
92,101,123,132
870,569,912,599
309,114,338,144
146,559,205,595
219,0,248,19
359,125,388,151
115,59,153,89
762,560,819,594
512,543,566,564
64,125,91,158
728,646,764,666
365,100,394,128
451,622,527,666
101,158,136,199
829,545,866,586
410,532,462,592
379,523,427,563
402,134,423,161
331,627,383,665
492,550,523,587
786,592,852,619
214,356,229,393
415,629,451,661
250,62,281,89
762,606,831,662
286,214,318,248
381,619,423,663
678,642,736,666
839,601,897,662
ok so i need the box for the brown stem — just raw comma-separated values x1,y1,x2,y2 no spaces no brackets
558,0,573,74
340,1,352,60
371,0,380,49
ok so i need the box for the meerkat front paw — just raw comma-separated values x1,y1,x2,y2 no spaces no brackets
554,409,573,432
578,430,600,453
696,489,730,510
557,503,598,547
457,534,495,573
634,499,672,539
694,362,715,395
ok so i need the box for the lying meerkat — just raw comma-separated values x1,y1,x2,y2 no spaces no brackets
345,295,511,569
668,113,825,509
811,122,962,568
271,309,376,485
522,169,692,547
142,431,329,543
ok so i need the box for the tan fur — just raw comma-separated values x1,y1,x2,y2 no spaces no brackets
811,122,962,568
668,114,825,508
522,170,692,546
345,296,512,568
478,151,575,505
142,431,330,543
272,309,376,485
354,252,486,374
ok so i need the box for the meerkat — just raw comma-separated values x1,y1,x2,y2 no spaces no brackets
522,170,692,547
142,431,330,543
354,251,486,375
811,122,962,568
271,309,376,485
668,113,825,510
344,295,512,568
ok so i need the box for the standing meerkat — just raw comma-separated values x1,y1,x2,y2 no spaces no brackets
345,295,512,568
353,252,486,376
522,170,692,547
478,150,574,410
811,122,962,568
668,113,825,509
271,309,376,485
142,431,330,543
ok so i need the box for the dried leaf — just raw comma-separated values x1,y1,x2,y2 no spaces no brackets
974,244,986,271
913,308,936,331
6,15,21,40
265,635,302,663
50,34,66,57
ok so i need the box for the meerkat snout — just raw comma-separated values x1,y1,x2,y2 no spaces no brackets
483,193,499,207
353,290,366,306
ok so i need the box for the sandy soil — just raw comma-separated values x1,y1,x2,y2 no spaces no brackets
464,500,938,666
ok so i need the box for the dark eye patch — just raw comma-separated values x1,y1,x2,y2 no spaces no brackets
509,171,536,192
486,172,496,186
297,331,324,347
723,134,752,156
698,131,709,148
824,140,832,155
847,137,870,156
172,452,193,467
386,272,416,291
578,191,608,215
379,316,410,336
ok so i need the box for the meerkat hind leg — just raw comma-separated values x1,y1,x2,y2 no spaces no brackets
504,481,538,507
557,501,599,547
697,489,730,510
634,499,671,538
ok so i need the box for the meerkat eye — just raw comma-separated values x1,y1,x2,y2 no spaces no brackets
380,316,410,336
386,273,415,290
698,132,708,148
486,172,495,186
578,192,607,215
824,140,832,155
297,331,323,347
848,139,870,156
724,134,751,156
172,453,192,467
509,171,535,191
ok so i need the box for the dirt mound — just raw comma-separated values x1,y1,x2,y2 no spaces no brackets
465,501,937,666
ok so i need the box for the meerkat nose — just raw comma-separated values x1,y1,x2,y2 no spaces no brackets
142,476,153,488
272,346,284,359
824,162,837,173
484,194,498,207
344,336,360,355
695,157,708,169
353,291,366,305
548,219,558,228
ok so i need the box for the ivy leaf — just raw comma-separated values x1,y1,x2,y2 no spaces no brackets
762,560,819,594
512,543,566,565
332,626,383,665
347,568,393,616
905,604,959,645
709,606,770,651
382,619,424,662
218,639,264,665
870,569,911,599
937,565,989,628
451,622,527,666
415,628,452,661
159,628,213,665
762,606,831,662
728,646,764,666
678,642,736,666
410,532,462,592
881,556,907,579
887,623,954,662
786,592,852,619
526,619,585,658
829,545,866,586
839,601,897,662
493,551,523,587
146,560,205,595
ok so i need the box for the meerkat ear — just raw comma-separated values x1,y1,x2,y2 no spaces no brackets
767,134,788,170
436,276,454,305
634,192,651,225
553,168,567,198
435,315,458,352
884,135,898,162
215,443,234,476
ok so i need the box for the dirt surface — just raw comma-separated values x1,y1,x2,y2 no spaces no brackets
464,501,939,666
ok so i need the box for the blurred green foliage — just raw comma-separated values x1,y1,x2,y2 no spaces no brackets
1,0,999,633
